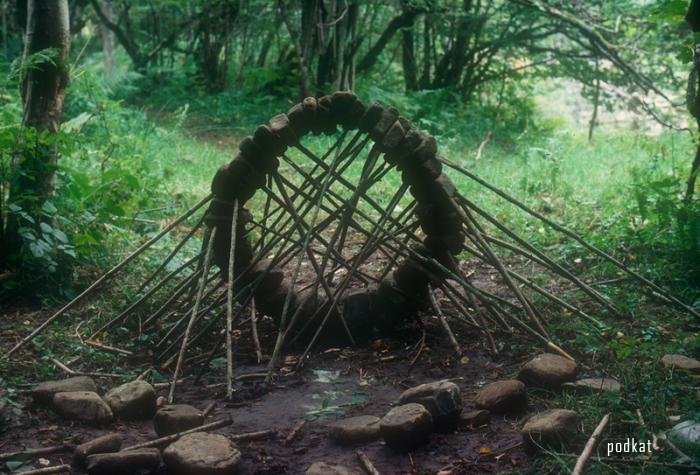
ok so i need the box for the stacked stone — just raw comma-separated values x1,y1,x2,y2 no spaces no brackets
207,93,466,339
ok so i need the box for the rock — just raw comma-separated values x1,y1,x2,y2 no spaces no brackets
104,380,157,420
398,380,462,430
668,420,700,459
52,391,112,425
32,376,97,405
661,354,700,374
474,380,527,413
522,409,579,449
163,432,241,475
328,415,381,445
518,354,578,389
461,409,490,427
74,433,122,467
380,403,433,450
562,377,621,393
86,449,160,475
153,404,204,437
306,461,362,475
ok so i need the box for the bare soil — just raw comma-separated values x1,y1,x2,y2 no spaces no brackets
0,314,531,474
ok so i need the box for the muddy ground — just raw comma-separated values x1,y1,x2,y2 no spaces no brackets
0,314,533,475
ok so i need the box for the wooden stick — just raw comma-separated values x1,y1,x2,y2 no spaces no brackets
202,401,216,417
572,413,610,475
50,357,123,379
356,450,381,475
440,157,700,319
84,340,134,356
0,444,73,462
89,252,201,338
230,429,276,442
12,466,71,475
428,285,462,356
226,199,240,400
250,299,263,364
6,194,212,357
123,417,232,451
285,420,305,445
168,226,217,403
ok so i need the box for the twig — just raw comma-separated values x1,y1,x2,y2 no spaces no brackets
50,357,123,379
409,330,426,367
285,420,305,445
475,130,492,160
12,466,71,475
572,413,610,475
5,194,213,357
168,226,217,403
202,401,216,417
230,429,276,442
122,417,232,451
85,340,134,356
0,444,73,462
428,285,462,356
250,299,263,364
356,450,381,475
226,199,240,400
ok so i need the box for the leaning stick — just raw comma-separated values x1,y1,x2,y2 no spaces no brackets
168,226,217,403
440,157,700,319
428,285,462,356
123,417,232,451
250,299,263,363
133,212,206,296
460,196,618,314
5,195,212,357
13,466,71,475
356,450,381,475
0,444,73,462
89,253,200,339
226,199,240,400
265,148,347,382
457,201,549,338
572,413,611,475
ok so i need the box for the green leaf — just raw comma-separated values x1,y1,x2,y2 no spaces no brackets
39,222,53,234
53,229,68,243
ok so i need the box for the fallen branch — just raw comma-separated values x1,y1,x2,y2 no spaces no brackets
0,444,73,462
122,417,232,451
13,466,71,475
230,429,276,442
572,413,610,475
202,401,216,417
356,450,381,475
285,420,305,445
50,358,123,379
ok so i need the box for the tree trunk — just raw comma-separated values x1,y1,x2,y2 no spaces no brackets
99,0,114,75
400,0,418,92
588,60,600,142
3,0,70,265
685,2,700,202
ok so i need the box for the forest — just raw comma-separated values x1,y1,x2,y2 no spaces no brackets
0,0,699,474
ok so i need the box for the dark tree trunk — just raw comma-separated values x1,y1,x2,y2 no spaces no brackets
400,0,418,92
685,2,700,202
3,0,70,265
356,4,427,74
99,0,114,75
